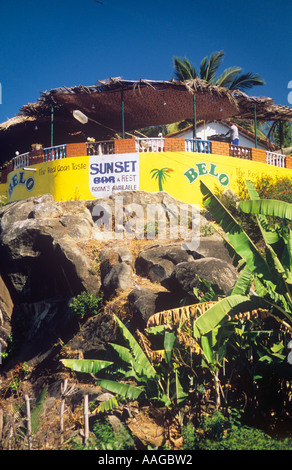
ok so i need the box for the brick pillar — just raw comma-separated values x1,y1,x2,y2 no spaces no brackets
251,148,266,164
29,150,45,165
114,138,136,154
164,138,185,152
211,141,230,156
285,155,292,169
66,142,87,157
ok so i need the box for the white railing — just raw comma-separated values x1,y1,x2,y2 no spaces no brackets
44,144,67,161
266,151,286,168
229,144,252,160
86,140,115,156
12,152,30,170
135,138,165,153
185,138,211,153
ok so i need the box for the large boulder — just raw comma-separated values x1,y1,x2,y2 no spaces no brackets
0,274,14,359
99,246,134,298
0,194,100,302
162,257,238,298
0,195,101,364
135,243,200,283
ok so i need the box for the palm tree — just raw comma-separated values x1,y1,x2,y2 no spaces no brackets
150,167,173,191
173,51,265,92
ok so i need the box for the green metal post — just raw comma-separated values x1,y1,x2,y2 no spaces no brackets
193,94,197,139
51,105,54,147
254,104,257,148
279,121,283,150
121,91,125,139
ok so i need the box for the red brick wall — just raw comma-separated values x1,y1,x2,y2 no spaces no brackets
285,155,292,169
164,138,185,152
211,141,230,156
29,151,45,165
251,148,266,164
0,168,8,183
66,142,87,158
114,138,136,154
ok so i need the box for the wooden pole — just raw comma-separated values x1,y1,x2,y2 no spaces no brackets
25,395,32,450
84,394,89,444
60,379,68,446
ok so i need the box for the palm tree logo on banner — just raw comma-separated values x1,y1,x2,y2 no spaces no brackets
150,168,174,191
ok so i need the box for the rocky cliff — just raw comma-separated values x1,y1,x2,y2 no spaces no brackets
0,191,238,367
0,190,238,447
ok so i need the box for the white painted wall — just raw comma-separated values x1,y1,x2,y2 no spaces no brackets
171,122,267,150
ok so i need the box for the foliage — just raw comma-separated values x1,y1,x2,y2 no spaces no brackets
68,419,135,450
62,314,189,414
92,419,134,450
189,180,292,417
0,195,7,208
255,175,292,204
69,291,102,319
196,179,292,334
30,386,48,435
173,50,265,91
182,409,292,450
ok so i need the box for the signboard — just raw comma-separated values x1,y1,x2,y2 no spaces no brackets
89,153,139,198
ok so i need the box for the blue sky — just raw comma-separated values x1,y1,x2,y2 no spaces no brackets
0,0,291,123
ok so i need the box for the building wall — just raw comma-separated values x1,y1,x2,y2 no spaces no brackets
1,151,292,208
173,122,267,150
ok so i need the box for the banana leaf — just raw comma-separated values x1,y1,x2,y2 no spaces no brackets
108,343,134,363
95,378,145,401
97,396,119,413
61,358,113,374
231,265,253,295
245,180,280,246
193,294,272,338
240,198,292,221
174,370,188,405
200,181,273,282
113,315,157,380
164,330,176,365
240,193,292,284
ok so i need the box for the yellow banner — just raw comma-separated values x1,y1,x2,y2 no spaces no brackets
0,152,292,206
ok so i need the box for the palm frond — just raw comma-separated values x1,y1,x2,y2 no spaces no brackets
215,66,242,88
228,72,265,91
173,56,198,81
200,50,225,83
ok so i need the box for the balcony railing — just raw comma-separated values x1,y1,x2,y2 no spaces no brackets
266,151,286,168
185,138,211,153
229,144,252,160
12,152,30,170
86,140,115,156
44,144,67,161
135,138,165,153
1,139,290,186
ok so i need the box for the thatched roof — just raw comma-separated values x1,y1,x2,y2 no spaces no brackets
0,77,291,160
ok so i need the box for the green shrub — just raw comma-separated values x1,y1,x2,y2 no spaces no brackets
92,419,134,450
69,291,102,319
255,176,292,204
182,410,292,450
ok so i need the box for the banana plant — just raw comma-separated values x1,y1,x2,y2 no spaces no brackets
193,180,292,339
61,314,187,412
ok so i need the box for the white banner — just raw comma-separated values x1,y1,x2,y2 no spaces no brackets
89,153,139,198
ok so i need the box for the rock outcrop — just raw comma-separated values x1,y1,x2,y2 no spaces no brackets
0,191,237,368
